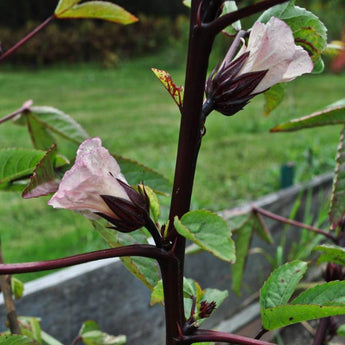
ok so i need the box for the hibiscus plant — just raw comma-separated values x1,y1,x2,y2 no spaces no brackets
1,0,345,345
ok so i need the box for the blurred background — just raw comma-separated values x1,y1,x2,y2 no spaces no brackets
0,0,344,281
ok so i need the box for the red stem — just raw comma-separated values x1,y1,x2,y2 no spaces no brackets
0,245,169,274
182,329,276,345
0,100,33,125
207,0,289,35
0,15,55,63
252,206,337,243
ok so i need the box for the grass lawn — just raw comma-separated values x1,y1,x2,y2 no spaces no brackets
0,55,344,281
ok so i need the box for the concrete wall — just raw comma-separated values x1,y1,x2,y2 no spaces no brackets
0,173,333,344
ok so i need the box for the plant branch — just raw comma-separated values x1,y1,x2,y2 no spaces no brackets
252,206,337,243
71,335,82,345
0,243,21,334
0,15,55,63
0,245,169,274
207,0,289,35
312,317,330,345
181,329,276,345
0,100,33,125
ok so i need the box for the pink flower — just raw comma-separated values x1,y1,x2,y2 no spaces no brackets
204,17,313,116
49,137,149,232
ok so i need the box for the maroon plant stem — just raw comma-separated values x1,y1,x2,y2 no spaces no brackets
252,206,337,242
181,329,276,345
0,15,55,63
207,0,289,35
0,245,169,274
0,100,33,125
0,244,20,334
163,0,218,343
70,335,82,345
312,317,330,345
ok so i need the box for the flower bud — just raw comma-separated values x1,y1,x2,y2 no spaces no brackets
204,17,313,117
48,137,149,232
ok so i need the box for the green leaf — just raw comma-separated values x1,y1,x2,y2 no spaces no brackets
114,155,171,195
55,0,81,14
19,317,42,344
150,278,228,323
337,324,345,337
174,210,235,263
262,304,345,330
152,68,184,108
182,0,191,8
231,215,253,295
260,261,308,309
93,221,160,291
270,99,345,132
0,335,38,345
41,331,64,345
314,244,345,266
56,1,138,25
291,281,345,305
22,145,68,199
80,320,126,345
330,125,345,228
11,277,24,300
221,1,241,36
26,114,56,151
264,84,285,116
142,185,160,223
260,262,345,330
26,106,89,145
0,149,47,184
258,0,327,68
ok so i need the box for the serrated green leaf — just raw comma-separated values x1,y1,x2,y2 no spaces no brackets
11,277,24,300
231,215,253,295
330,126,345,228
27,106,89,145
258,1,327,67
0,149,47,184
0,335,38,345
26,114,56,151
93,221,160,290
262,304,345,330
264,84,285,116
292,281,345,305
314,244,345,266
114,155,171,195
55,0,81,14
174,210,235,263
56,1,138,25
270,99,345,132
260,261,308,309
337,324,345,337
22,145,67,199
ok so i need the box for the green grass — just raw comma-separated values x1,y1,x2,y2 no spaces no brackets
0,56,344,281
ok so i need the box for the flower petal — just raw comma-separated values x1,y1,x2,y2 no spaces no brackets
48,137,130,217
281,45,314,81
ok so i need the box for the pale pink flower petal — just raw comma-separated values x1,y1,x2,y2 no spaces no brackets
238,17,313,93
48,137,130,219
